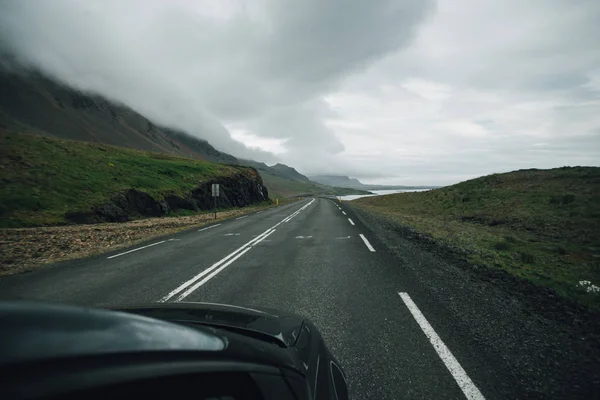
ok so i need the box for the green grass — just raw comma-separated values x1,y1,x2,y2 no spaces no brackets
0,131,246,227
353,167,600,309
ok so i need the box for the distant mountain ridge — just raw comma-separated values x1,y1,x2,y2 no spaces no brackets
309,175,363,188
309,175,439,190
270,163,311,183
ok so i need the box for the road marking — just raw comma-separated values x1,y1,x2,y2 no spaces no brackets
359,234,376,252
335,236,351,240
256,211,263,214
161,228,274,302
348,218,355,226
295,235,313,239
167,239,181,241
224,233,240,236
176,229,276,301
342,211,347,215
398,292,486,400
198,224,221,232
107,240,166,259
236,215,248,220
176,248,252,301
160,199,314,302
254,229,276,245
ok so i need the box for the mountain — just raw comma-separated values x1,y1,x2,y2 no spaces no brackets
0,70,236,164
238,160,329,198
309,175,440,190
0,69,370,199
309,175,364,189
269,163,312,183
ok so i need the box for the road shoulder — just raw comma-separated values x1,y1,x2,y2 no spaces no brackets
345,201,600,399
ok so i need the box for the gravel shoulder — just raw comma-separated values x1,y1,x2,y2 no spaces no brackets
347,202,600,399
0,205,273,276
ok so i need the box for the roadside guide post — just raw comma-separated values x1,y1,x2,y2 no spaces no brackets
211,183,219,219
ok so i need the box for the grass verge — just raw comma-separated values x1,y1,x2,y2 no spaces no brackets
352,167,600,309
0,202,276,276
0,131,246,227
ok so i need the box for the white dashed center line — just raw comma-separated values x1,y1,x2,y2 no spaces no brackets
348,218,355,226
198,224,221,232
359,234,376,252
107,240,166,259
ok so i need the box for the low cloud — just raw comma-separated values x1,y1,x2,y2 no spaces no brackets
1,0,598,185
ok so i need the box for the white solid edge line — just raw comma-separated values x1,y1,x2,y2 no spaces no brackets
398,292,486,400
236,215,248,220
359,234,376,252
348,218,355,226
176,248,252,301
198,224,221,232
160,199,315,302
342,211,347,215
107,240,167,259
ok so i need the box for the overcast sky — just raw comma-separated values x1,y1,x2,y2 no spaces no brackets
1,0,599,185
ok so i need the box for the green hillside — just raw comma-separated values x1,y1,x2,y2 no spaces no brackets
353,167,600,308
0,131,253,227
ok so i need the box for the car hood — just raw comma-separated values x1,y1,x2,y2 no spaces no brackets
114,302,304,348
0,301,226,366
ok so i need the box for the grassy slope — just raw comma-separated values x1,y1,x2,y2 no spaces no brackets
0,131,244,227
353,167,600,308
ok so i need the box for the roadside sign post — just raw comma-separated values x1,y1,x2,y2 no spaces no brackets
211,184,219,219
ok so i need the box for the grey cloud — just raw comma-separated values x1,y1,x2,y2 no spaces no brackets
0,0,434,169
1,0,598,185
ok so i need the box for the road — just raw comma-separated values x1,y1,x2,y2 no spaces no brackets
0,198,596,399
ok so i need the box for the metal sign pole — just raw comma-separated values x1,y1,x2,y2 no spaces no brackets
211,183,220,220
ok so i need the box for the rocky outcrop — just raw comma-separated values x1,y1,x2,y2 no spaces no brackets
65,170,268,224
190,174,269,209
165,194,199,212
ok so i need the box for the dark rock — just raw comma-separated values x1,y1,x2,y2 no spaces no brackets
165,194,198,211
65,211,100,224
112,189,166,217
190,171,269,211
95,203,128,222
63,170,267,224
159,201,169,215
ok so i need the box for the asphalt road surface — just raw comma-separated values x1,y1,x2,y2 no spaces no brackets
0,198,597,399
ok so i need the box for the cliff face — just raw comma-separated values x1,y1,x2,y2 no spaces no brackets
66,169,268,224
